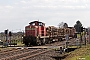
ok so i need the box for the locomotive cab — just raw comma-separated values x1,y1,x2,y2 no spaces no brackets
25,21,46,37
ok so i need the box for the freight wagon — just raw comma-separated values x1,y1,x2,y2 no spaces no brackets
23,21,75,46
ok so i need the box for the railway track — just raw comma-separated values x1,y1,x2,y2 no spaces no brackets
45,38,76,46
0,48,52,60
0,48,33,59
0,48,17,53
0,38,78,60
0,49,28,58
17,49,52,60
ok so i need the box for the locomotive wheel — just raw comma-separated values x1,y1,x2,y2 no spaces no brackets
37,40,41,46
41,39,45,45
25,42,29,47
48,40,51,44
28,43,31,46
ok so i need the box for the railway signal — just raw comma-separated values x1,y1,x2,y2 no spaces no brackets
78,26,83,32
88,29,90,44
5,29,8,35
9,31,12,46
4,29,9,47
9,31,12,36
78,26,84,48
4,29,8,41
81,27,83,32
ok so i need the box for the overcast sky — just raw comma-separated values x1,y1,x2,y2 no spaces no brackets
0,0,90,32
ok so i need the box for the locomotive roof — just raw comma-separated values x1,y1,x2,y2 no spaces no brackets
29,21,45,25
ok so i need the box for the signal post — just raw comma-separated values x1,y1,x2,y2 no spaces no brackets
4,29,8,47
88,29,90,44
65,30,69,49
9,31,12,46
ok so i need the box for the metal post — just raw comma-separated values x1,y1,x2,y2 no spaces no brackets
5,33,8,47
89,29,90,44
6,34,8,42
84,30,86,45
65,34,69,48
60,47,63,54
76,38,79,47
80,32,82,48
10,36,11,46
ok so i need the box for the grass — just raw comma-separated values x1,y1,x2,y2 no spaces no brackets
63,44,90,60
10,39,24,46
17,41,24,46
83,55,90,60
68,45,79,48
0,39,24,48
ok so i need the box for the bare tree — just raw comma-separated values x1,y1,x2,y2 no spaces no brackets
58,22,64,28
58,22,68,28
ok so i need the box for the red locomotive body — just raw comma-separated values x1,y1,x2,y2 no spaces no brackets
25,21,46,37
23,21,47,46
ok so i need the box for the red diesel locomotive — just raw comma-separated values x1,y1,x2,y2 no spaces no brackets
23,21,75,46
25,21,46,37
